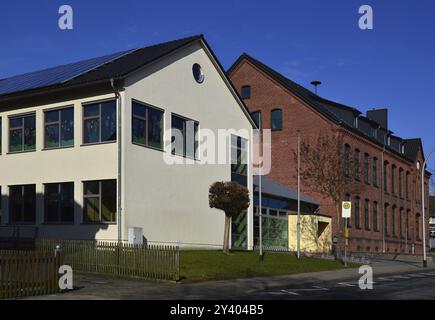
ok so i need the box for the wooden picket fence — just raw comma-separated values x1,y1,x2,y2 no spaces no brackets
36,239,180,281
0,250,61,299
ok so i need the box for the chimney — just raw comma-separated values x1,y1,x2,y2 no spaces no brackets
367,108,388,130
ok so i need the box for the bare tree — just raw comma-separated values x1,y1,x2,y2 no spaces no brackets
209,181,250,254
295,133,362,259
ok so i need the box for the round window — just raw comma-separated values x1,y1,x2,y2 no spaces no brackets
192,63,204,83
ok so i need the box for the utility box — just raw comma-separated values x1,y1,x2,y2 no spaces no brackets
128,227,143,245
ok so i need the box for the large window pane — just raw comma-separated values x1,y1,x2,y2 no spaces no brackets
9,129,23,152
60,183,74,222
45,110,59,123
60,108,74,147
101,101,116,141
9,185,36,223
45,124,59,148
148,108,163,149
171,114,198,158
83,100,116,144
23,116,36,151
9,115,35,152
9,186,23,223
101,180,116,223
171,115,185,156
84,104,99,117
45,182,74,223
271,109,282,131
132,117,146,144
83,180,116,223
83,118,100,144
84,197,100,222
132,102,146,145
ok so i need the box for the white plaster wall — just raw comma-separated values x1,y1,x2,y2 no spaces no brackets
122,42,254,249
0,94,119,240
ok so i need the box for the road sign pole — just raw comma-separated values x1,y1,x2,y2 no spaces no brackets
344,218,348,267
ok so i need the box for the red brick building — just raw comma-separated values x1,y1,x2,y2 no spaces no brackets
228,53,431,254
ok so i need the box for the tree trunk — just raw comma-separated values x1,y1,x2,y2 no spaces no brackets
335,202,342,260
223,215,231,254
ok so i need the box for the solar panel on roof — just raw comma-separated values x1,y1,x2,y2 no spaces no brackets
0,49,134,96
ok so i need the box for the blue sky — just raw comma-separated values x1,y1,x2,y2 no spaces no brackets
1,0,434,178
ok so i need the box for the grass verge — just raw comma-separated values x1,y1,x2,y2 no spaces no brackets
180,250,357,282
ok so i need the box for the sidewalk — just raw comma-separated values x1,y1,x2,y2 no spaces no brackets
30,258,435,300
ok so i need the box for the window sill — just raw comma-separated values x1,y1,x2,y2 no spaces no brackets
7,149,36,155
81,222,117,226
42,145,75,151
132,142,164,153
41,222,75,226
81,140,116,147
7,222,36,226
171,152,199,162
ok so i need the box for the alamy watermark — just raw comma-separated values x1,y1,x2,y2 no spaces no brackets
358,265,374,290
163,127,272,175
359,5,373,30
58,5,73,30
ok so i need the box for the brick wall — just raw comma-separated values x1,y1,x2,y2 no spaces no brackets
229,58,430,254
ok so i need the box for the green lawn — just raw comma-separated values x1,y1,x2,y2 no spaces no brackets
179,250,356,282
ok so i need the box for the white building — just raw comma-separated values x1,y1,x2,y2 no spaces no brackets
0,35,255,249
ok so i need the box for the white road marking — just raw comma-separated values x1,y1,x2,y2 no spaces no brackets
392,275,411,279
418,273,435,276
336,282,356,287
268,292,286,295
280,290,300,296
407,274,425,278
377,277,395,281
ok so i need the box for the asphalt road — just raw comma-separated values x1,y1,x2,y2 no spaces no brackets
238,270,435,300
29,258,435,300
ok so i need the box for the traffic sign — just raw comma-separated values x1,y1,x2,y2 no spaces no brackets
342,201,351,218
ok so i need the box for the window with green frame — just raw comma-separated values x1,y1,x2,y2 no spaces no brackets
391,206,396,237
354,149,360,181
364,199,370,230
231,135,248,176
391,165,396,194
9,184,36,224
373,201,379,231
44,182,74,223
343,144,350,177
398,168,403,198
9,114,36,152
406,172,410,199
354,196,361,229
83,100,116,144
171,114,199,159
399,207,404,238
44,107,74,148
132,101,164,150
383,162,388,192
384,204,389,235
372,157,378,186
83,180,116,223
364,153,370,184
271,109,282,131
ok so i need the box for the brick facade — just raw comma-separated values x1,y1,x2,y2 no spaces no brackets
229,57,430,254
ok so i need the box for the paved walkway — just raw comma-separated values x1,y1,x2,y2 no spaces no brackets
30,258,435,300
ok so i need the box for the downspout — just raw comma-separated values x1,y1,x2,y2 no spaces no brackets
111,78,123,243
381,145,385,253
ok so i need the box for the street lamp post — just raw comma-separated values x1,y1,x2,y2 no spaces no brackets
297,131,301,259
421,147,435,268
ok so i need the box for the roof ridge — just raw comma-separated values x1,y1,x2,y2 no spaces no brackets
0,34,203,84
